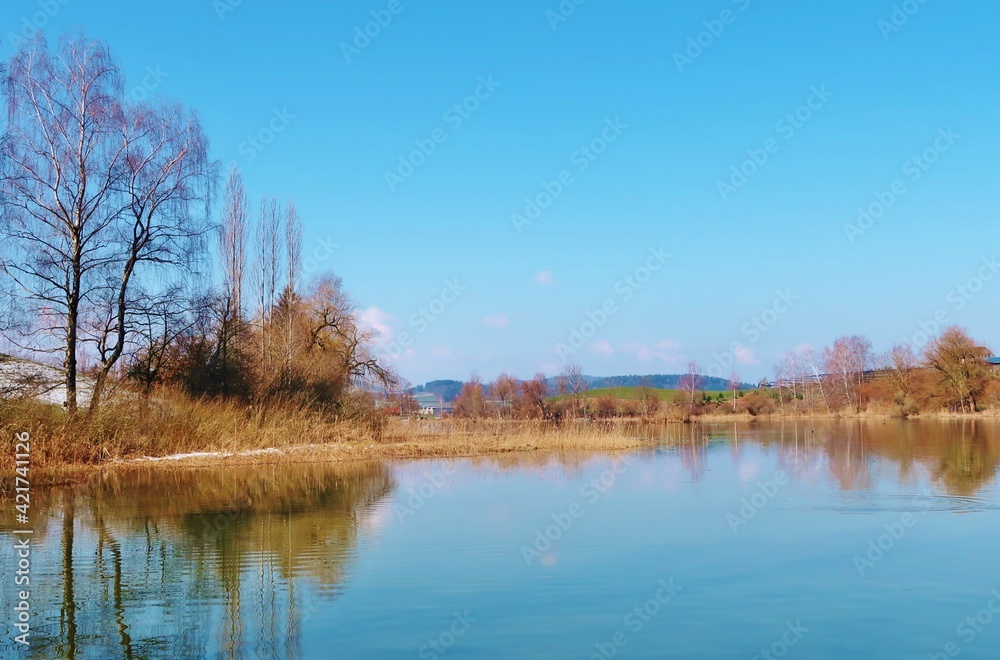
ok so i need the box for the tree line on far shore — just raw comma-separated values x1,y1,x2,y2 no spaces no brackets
444,327,998,420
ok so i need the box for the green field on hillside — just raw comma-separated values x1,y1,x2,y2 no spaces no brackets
548,386,734,403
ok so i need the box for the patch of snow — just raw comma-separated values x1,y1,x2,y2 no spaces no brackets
0,355,93,407
129,448,284,463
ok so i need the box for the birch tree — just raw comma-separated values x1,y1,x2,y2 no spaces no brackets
1,35,211,413
0,37,125,413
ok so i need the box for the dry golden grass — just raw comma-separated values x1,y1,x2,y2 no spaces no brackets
6,386,997,485
0,392,666,483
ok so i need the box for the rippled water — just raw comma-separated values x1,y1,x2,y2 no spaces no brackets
3,420,1000,658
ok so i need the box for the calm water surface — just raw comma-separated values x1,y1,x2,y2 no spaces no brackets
3,420,1000,658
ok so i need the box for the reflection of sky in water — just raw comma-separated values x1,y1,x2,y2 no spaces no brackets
2,420,999,658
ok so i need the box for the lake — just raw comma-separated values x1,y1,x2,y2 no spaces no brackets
3,420,1000,658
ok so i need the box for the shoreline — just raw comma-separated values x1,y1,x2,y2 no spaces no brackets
2,421,661,488
7,412,1000,488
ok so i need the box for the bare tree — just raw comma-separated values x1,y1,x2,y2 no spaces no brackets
519,373,550,419
777,351,804,413
1,36,126,413
252,197,282,386
219,166,249,319
1,35,210,413
879,343,918,403
454,374,487,418
802,348,831,412
728,371,740,411
489,372,518,418
679,360,703,413
637,377,660,418
823,335,872,413
282,200,302,385
285,201,301,298
561,363,587,417
125,292,200,397
304,274,394,391
924,326,991,413
85,101,212,411
773,361,786,415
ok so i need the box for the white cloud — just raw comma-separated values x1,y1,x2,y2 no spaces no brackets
590,339,614,356
483,314,509,328
734,345,759,366
534,270,555,285
538,361,560,375
359,306,395,343
625,339,683,364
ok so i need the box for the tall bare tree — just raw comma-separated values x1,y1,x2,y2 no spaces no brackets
86,101,212,411
1,37,125,413
679,360,703,412
284,200,301,299
219,166,249,318
282,200,302,385
728,371,740,411
252,197,282,385
1,35,211,413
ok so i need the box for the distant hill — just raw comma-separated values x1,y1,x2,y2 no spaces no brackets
414,374,751,403
409,379,464,403
549,386,735,403
589,374,747,391
543,373,748,392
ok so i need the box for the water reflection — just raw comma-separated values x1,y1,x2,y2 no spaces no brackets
1,420,998,657
630,419,1000,497
1,463,393,659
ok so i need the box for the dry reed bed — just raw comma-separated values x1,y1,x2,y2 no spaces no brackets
4,391,997,484
0,396,663,483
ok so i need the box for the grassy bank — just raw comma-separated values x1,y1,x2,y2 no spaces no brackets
0,392,661,484
5,388,1000,486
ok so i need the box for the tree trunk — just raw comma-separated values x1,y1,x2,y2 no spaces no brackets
65,287,80,415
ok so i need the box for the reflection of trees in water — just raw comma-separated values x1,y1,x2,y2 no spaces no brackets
756,420,1000,496
929,422,999,496
0,462,393,659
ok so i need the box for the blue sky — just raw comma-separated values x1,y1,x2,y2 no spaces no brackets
3,0,998,385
